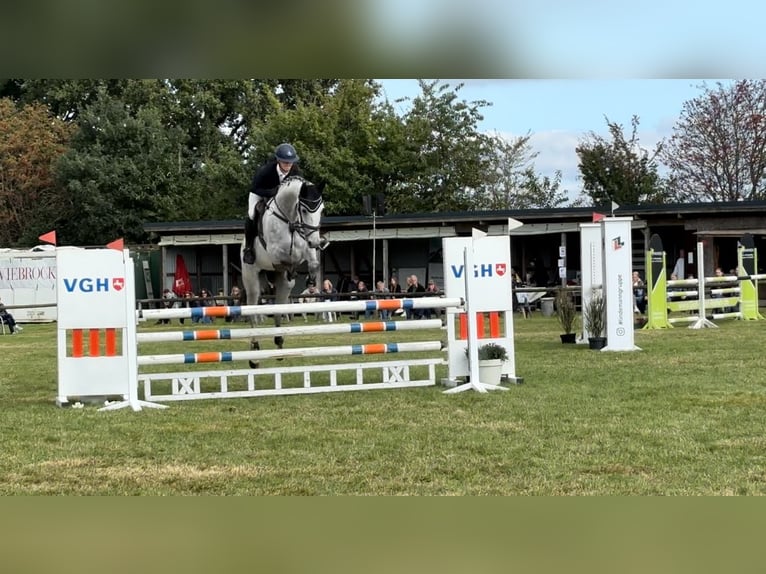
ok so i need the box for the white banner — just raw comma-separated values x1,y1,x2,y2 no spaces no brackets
0,255,56,289
0,252,58,321
601,217,639,351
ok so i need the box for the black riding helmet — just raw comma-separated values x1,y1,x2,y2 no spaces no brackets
275,143,299,163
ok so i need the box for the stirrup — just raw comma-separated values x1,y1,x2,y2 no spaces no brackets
242,247,255,264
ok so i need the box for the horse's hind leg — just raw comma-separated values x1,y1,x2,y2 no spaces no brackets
242,260,262,370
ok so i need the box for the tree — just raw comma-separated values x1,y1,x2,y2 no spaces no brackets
513,168,569,209
385,80,493,213
471,131,570,210
0,98,73,246
662,80,766,202
576,115,666,206
246,79,401,216
54,94,191,245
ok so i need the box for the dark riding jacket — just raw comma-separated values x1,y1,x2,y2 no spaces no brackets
250,159,303,199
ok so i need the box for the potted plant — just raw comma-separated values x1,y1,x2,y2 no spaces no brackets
583,291,607,350
467,342,509,385
555,289,578,343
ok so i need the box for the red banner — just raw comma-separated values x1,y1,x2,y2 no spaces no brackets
173,254,191,296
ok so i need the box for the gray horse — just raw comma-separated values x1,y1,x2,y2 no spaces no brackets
240,176,325,367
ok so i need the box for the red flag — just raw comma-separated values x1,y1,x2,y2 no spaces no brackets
592,212,606,223
106,238,124,251
173,254,191,296
39,230,57,245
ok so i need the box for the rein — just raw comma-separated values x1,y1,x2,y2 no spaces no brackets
268,181,323,255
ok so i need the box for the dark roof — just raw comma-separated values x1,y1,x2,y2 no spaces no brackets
142,201,766,236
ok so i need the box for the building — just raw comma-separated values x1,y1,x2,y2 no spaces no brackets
142,201,766,302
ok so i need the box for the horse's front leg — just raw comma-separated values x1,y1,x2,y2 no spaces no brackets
306,248,322,288
246,271,261,370
273,271,295,352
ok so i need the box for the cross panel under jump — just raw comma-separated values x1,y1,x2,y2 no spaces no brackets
140,358,443,401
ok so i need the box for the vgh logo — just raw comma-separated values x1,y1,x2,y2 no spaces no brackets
451,262,506,279
63,277,125,293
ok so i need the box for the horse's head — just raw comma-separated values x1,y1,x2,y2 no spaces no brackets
297,180,325,249
270,176,325,251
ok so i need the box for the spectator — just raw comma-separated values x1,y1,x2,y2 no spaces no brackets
321,279,338,323
156,288,175,325
0,298,22,334
672,250,686,280
375,280,391,320
196,289,214,323
632,271,646,314
356,280,374,319
299,281,319,322
226,286,242,323
423,278,440,319
406,274,426,319
710,267,731,312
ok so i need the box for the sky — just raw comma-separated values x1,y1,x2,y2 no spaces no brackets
377,79,730,201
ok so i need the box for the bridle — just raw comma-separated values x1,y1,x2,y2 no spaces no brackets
267,178,323,254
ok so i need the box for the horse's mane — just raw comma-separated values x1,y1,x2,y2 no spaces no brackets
279,175,307,192
278,175,323,212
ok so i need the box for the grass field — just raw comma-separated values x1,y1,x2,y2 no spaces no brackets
2,311,765,495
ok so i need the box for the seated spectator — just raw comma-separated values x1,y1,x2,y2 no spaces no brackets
196,289,215,323
0,299,22,334
226,286,242,323
156,288,175,325
180,290,197,324
389,276,402,295
356,280,373,319
406,274,426,319
423,278,439,319
299,281,319,322
710,267,733,312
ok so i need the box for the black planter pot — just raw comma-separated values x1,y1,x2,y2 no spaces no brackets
588,336,607,350
560,332,577,344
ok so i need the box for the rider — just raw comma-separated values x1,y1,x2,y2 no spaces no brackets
242,143,303,265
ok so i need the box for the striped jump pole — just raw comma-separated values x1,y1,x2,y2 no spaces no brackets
138,340,443,366
139,297,464,322
137,319,444,343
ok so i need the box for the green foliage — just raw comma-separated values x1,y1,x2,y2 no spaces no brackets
555,289,578,334
1,78,581,245
476,342,509,362
576,115,667,206
583,291,606,337
386,80,492,213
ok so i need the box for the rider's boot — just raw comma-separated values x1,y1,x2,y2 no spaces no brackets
242,217,257,264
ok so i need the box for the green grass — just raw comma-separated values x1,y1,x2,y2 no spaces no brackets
2,312,766,495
